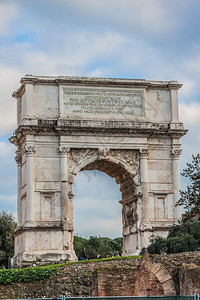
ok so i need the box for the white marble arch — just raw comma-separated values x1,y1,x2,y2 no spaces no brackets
10,75,187,266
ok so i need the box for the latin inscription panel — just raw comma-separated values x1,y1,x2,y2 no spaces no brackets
63,88,144,119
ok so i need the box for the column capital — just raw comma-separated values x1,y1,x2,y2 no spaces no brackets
139,149,149,159
58,146,70,155
171,149,182,158
23,145,36,155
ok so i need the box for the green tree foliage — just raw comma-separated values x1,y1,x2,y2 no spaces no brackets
0,211,16,268
147,154,200,255
177,154,200,220
113,237,123,248
74,235,123,260
147,220,200,254
147,236,167,254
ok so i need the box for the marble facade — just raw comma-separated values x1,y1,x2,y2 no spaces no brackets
10,75,187,266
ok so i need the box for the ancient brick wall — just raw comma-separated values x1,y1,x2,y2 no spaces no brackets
0,253,200,299
179,263,200,295
151,251,200,295
92,267,164,296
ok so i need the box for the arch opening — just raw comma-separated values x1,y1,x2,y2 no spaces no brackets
70,157,140,257
73,170,122,238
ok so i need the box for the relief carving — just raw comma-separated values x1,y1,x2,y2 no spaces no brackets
23,145,36,155
69,148,97,169
111,149,139,176
98,147,110,158
68,148,139,178
122,201,137,226
15,151,22,165
112,150,138,165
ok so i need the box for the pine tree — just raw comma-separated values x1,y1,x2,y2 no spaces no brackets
178,154,200,220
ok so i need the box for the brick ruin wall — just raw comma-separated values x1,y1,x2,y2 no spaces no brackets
0,252,200,299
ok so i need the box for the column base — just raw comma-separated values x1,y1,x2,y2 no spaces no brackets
122,249,141,256
13,225,77,268
12,250,77,268
24,220,37,227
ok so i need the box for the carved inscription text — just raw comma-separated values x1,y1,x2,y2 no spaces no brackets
63,89,144,118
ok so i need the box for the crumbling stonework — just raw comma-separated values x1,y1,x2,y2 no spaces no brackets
1,253,199,299
153,251,200,295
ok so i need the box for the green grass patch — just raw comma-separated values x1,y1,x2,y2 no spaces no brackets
42,255,142,268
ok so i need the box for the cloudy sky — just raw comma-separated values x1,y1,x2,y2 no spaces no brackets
0,0,200,238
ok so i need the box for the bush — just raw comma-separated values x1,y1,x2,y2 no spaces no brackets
0,265,57,285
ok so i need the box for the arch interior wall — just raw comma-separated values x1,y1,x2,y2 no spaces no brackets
10,75,187,266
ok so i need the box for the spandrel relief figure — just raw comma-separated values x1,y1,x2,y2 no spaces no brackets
123,202,137,227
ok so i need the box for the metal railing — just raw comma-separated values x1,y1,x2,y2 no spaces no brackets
6,295,199,300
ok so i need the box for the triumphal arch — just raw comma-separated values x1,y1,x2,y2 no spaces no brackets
10,75,187,266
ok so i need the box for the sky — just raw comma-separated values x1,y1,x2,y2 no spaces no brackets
0,0,200,238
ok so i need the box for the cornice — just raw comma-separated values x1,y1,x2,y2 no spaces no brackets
12,75,183,98
9,120,187,145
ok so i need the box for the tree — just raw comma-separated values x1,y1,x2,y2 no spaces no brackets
0,211,16,268
177,154,200,220
73,236,87,260
113,237,123,249
147,220,200,254
73,235,123,260
147,235,167,254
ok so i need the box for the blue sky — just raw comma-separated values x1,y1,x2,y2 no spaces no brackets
0,0,200,238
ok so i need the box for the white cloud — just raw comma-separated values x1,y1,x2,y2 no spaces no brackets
0,2,18,35
0,64,22,135
185,53,200,74
87,67,112,78
179,80,196,99
0,141,14,157
179,102,200,172
66,0,178,38
74,215,122,238
1,30,128,77
180,102,200,126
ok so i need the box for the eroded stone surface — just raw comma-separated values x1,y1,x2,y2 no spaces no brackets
10,75,187,266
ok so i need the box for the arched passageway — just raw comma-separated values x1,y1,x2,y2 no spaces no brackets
73,170,122,238
68,149,141,257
